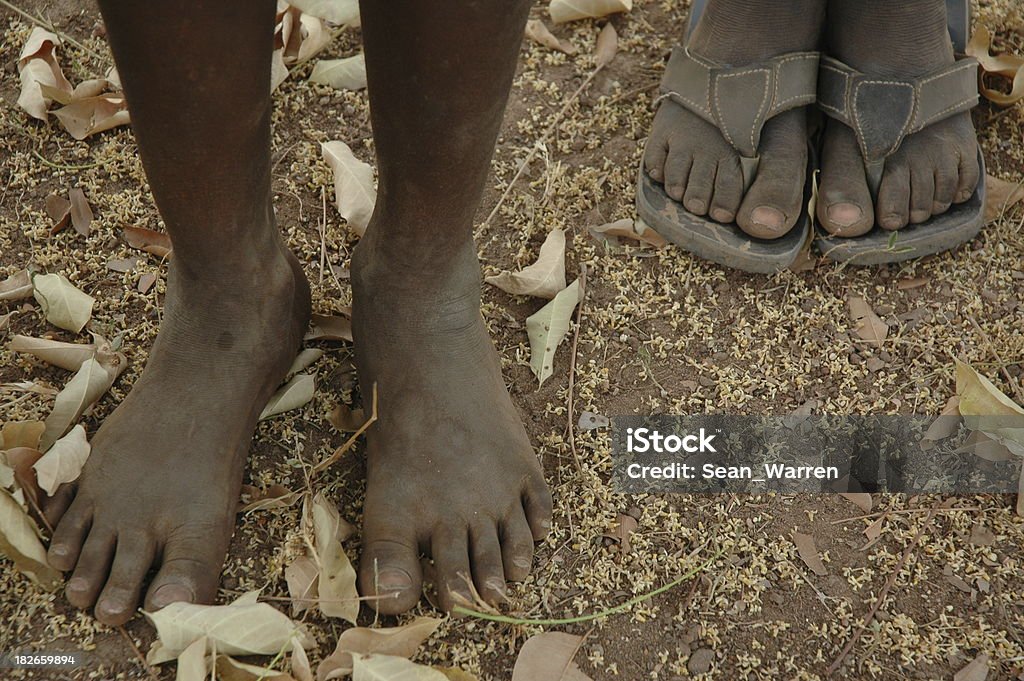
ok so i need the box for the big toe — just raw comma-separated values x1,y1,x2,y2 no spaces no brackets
143,529,226,611
736,113,807,239
359,535,423,615
817,123,875,237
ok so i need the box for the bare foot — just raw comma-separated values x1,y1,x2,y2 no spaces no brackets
45,242,310,626
350,237,552,614
816,0,981,236
643,0,824,238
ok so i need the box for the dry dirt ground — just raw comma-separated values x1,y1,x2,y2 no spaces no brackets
2,0,1024,679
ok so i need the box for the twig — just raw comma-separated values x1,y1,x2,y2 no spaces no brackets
565,264,587,473
482,65,606,228
826,507,937,676
312,383,377,473
968,315,1024,403
830,505,983,525
116,626,160,681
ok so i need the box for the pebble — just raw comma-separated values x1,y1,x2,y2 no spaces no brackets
687,648,715,675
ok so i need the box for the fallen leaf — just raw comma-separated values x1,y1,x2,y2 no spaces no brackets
286,555,320,616
137,272,157,294
0,487,61,590
40,355,119,451
106,256,140,273
123,226,173,259
68,187,93,236
847,296,888,347
955,359,1024,456
984,174,1024,223
272,48,290,92
602,513,637,553
922,396,962,444
288,348,324,376
1,421,45,450
3,447,45,516
969,522,996,546
279,6,333,65
0,270,33,301
953,652,989,681
45,193,71,233
293,643,314,681
352,654,448,681
328,403,366,432
288,0,360,26
260,373,316,420
594,22,617,68
485,229,566,299
33,424,90,496
216,654,298,681
511,632,592,681
896,276,929,290
838,493,872,513
792,532,827,576
145,590,310,665
943,564,974,594
8,335,98,372
305,313,353,342
577,411,608,430
526,278,582,387
549,0,631,24
588,218,667,249
174,636,209,681
956,431,1015,462
966,26,1023,105
524,20,577,55
317,617,441,680
322,141,376,236
52,93,130,140
433,669,478,681
310,493,359,622
32,273,95,333
17,28,72,121
310,53,367,90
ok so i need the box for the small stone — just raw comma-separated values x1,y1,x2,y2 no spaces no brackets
687,648,714,675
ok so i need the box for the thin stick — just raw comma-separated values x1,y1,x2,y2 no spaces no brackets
312,383,377,473
830,505,983,525
826,508,937,676
117,626,160,681
565,264,587,473
968,315,1024,403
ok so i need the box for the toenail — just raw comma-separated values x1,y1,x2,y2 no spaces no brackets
99,594,129,614
151,583,194,608
539,519,551,530
684,199,707,214
826,202,862,228
710,208,733,223
933,201,951,213
376,568,413,592
880,215,903,230
485,578,507,595
957,189,972,202
67,577,88,593
513,557,531,570
751,206,786,232
649,168,663,181
50,544,68,557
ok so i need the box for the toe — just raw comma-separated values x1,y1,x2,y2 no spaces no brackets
358,535,423,615
955,146,981,204
737,151,805,239
42,485,76,530
500,510,535,582
469,523,506,605
817,124,874,237
933,157,958,214
909,164,935,224
144,529,226,611
522,479,552,541
709,156,743,224
682,155,717,216
876,160,911,230
643,137,669,184
431,526,472,612
66,528,115,610
48,498,91,572
662,147,693,203
95,532,156,626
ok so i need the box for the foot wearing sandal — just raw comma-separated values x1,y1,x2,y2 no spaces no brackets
642,0,825,239
817,0,981,237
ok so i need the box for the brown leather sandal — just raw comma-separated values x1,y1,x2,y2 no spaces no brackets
814,54,985,265
636,47,819,273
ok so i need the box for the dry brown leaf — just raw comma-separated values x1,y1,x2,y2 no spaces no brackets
106,256,140,273
969,522,996,546
278,5,333,66
511,632,592,681
305,313,353,342
288,0,360,26
847,295,888,347
174,636,209,681
485,229,566,299
966,26,1024,106
896,276,929,290
577,411,609,430
792,531,827,575
32,273,94,333
594,22,617,68
524,20,577,55
260,373,315,420
45,193,71,233
351,654,448,681
602,513,637,553
310,493,359,622
216,654,298,681
0,487,61,590
328,403,366,432
52,93,130,140
137,272,157,294
272,48,290,92
984,174,1024,223
68,187,93,236
40,350,124,452
285,555,320,616
293,643,314,681
433,669,478,681
527,277,582,386
0,270,33,302
2,447,45,519
922,396,962,444
317,617,441,680
863,516,884,541
549,0,631,24
33,424,90,496
588,218,668,249
955,431,1014,462
322,141,376,236
955,359,1024,457
287,349,324,377
1,421,46,450
838,492,872,513
123,226,173,259
17,28,72,121
953,653,990,681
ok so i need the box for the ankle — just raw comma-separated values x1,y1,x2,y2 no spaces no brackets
690,0,824,61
